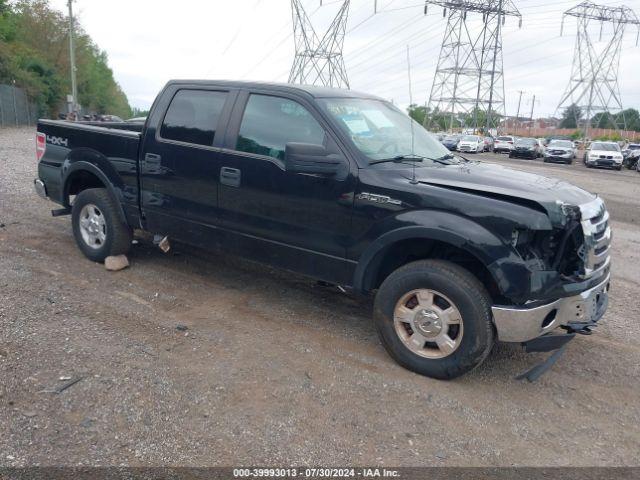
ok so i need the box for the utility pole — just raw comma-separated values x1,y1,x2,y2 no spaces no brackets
514,90,525,134
425,0,521,134
528,94,536,136
485,0,503,133
556,1,639,139
67,0,78,114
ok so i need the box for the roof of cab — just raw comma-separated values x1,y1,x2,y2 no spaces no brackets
166,80,381,100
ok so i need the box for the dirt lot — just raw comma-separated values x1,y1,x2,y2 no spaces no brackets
1,127,639,467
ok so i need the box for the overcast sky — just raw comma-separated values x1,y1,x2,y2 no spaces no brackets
50,0,640,118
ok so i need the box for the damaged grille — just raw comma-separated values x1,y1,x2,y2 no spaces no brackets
578,198,611,279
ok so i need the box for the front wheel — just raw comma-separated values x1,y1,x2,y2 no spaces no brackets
71,188,132,262
373,260,495,380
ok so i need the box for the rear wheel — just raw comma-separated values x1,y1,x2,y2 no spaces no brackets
373,260,495,380
71,188,132,262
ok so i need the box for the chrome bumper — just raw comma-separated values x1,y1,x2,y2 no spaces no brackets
492,274,611,342
34,179,47,199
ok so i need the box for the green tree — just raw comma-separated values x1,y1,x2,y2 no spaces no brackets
0,0,131,118
560,104,582,128
407,103,427,126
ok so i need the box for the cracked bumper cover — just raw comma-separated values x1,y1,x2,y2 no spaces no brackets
491,274,611,342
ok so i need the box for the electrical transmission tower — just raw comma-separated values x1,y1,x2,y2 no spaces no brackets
289,0,351,88
424,0,521,133
556,2,640,138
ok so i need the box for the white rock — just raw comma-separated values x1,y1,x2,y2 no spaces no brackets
104,255,129,271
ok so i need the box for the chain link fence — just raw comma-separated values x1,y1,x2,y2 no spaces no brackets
0,84,38,127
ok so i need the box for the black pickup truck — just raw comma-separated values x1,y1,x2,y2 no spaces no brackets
34,80,611,379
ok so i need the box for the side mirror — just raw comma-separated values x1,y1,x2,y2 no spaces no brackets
284,143,344,176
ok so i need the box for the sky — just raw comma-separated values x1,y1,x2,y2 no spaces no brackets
49,0,640,118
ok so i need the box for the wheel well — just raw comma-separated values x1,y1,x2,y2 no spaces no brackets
65,170,105,204
366,238,505,303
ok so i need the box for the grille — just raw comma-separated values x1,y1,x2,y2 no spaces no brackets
578,198,611,279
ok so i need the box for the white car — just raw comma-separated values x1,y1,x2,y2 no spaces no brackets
583,141,623,170
457,135,484,153
493,135,515,153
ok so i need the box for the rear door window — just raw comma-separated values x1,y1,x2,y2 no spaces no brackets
160,89,227,146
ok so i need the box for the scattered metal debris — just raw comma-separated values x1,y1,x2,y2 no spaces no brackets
153,234,170,253
41,377,84,394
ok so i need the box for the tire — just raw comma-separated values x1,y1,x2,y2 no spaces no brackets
71,188,132,262
566,160,573,165
373,260,495,380
543,158,549,163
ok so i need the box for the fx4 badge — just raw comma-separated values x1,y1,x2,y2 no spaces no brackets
357,192,402,205
46,135,69,147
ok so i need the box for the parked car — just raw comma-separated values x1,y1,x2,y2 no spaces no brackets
441,134,461,151
98,114,124,122
509,138,542,159
493,135,515,153
544,139,576,164
457,135,484,153
583,141,623,170
483,136,494,152
126,116,147,123
622,143,640,170
34,80,611,380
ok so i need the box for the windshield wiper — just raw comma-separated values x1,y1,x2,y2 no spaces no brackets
370,153,459,165
369,154,426,165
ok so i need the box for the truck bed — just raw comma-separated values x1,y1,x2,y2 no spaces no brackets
36,119,142,225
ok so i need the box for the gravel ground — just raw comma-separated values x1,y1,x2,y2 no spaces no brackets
1,127,639,467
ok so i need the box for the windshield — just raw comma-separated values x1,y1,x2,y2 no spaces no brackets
318,97,454,163
591,142,620,152
628,144,640,150
549,140,573,148
444,135,459,141
496,136,512,141
462,135,479,141
515,138,536,146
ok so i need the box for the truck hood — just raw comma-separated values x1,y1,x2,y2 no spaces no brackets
407,160,596,224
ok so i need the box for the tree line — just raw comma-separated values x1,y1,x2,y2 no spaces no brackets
0,0,131,119
406,103,640,136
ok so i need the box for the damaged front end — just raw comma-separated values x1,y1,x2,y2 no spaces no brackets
492,197,612,380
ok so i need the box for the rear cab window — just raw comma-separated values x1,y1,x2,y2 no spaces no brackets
160,89,228,146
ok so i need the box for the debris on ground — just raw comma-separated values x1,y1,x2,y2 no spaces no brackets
104,255,129,271
176,325,188,332
158,236,170,253
41,377,84,394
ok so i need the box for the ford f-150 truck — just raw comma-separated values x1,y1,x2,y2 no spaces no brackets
34,80,611,380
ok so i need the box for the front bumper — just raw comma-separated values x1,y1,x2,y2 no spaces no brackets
492,274,610,342
511,149,536,157
587,158,622,168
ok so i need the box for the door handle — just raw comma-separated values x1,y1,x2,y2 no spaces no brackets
220,166,241,187
144,153,161,166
